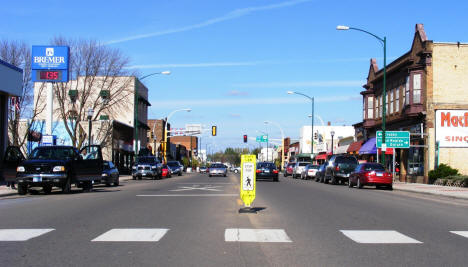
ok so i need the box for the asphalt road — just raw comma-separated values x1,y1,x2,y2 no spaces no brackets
1,172,468,267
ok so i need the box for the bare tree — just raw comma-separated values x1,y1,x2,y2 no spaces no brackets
49,37,137,149
1,40,45,153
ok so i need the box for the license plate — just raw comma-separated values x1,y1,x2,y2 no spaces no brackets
265,170,270,173
377,173,383,177
33,176,42,182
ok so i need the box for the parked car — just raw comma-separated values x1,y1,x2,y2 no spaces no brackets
292,162,309,179
349,163,393,190
167,161,183,176
15,145,104,195
132,156,162,180
232,167,241,173
256,162,279,182
284,162,295,177
199,166,208,173
301,164,319,180
316,162,328,182
209,163,227,177
101,160,119,186
1,146,25,185
161,164,172,178
324,155,359,185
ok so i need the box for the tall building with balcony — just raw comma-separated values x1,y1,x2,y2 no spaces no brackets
355,24,468,183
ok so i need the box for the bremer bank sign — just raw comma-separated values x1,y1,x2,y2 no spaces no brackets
436,110,468,147
32,46,69,70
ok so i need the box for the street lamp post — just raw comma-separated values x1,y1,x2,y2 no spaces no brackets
330,130,335,156
163,108,192,163
87,108,94,152
264,120,285,171
288,91,314,162
135,71,171,158
337,25,387,166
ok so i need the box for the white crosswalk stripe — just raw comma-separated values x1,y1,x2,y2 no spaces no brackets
0,229,55,241
340,230,423,244
91,228,169,242
450,231,468,238
225,228,292,243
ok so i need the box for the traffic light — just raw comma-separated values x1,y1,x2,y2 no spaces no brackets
243,135,248,143
212,126,217,136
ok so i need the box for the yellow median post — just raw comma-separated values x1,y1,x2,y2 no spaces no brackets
240,154,256,209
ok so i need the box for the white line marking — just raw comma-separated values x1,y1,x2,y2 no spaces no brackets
0,229,55,241
450,231,468,238
225,229,292,243
137,194,238,197
170,185,223,192
92,228,169,242
340,230,422,244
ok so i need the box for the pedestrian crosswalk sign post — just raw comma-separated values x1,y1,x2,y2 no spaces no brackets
240,154,256,207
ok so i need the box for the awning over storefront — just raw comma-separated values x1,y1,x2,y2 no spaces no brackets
315,152,331,160
359,138,377,155
347,140,363,154
334,144,350,155
377,148,394,155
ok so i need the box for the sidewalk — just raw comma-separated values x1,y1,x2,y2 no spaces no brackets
393,182,468,200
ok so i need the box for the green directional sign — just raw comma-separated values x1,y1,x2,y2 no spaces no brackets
256,135,268,143
376,131,410,148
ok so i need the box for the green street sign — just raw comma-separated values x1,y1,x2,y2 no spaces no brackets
376,131,410,148
256,135,268,143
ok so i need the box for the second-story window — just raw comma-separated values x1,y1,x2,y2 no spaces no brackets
367,96,374,119
379,95,383,118
405,76,410,105
395,87,400,113
390,89,394,114
413,73,422,104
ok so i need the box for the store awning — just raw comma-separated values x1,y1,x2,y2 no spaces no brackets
377,148,394,155
334,144,350,155
359,138,377,155
347,140,363,154
315,153,327,160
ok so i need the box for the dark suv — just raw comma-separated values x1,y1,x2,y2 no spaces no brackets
324,155,359,185
256,162,279,182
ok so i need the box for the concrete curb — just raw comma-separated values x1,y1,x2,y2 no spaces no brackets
394,184,468,200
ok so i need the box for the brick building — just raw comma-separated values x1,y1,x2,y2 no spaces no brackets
356,23,468,183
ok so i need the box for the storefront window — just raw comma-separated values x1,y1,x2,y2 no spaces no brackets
408,140,424,177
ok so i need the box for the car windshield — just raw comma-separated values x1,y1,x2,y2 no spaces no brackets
29,147,75,160
137,157,158,164
210,164,225,168
257,162,275,169
167,162,179,167
362,163,386,171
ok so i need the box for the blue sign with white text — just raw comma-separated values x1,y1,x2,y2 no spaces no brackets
31,45,69,82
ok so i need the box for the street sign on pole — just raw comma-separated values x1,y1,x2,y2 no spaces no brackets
256,135,268,143
240,154,256,207
376,131,410,148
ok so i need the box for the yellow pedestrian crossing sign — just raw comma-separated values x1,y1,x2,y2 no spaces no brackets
240,154,256,207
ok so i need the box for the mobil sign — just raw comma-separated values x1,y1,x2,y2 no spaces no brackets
436,110,468,147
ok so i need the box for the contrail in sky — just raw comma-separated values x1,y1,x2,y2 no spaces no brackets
106,0,312,44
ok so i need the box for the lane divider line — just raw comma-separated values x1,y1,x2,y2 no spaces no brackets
91,228,169,242
225,228,292,243
340,230,423,244
0,229,55,241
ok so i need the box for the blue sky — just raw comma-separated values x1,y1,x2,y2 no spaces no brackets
4,0,468,151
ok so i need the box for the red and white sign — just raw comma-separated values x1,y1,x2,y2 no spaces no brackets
436,110,468,147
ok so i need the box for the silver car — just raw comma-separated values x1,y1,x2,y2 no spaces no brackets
209,163,227,177
292,162,309,179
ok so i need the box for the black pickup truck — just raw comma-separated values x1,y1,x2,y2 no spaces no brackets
2,145,104,195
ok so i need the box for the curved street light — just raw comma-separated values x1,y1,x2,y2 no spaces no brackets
287,90,314,161
161,108,192,163
336,25,387,165
135,71,171,156
264,120,285,171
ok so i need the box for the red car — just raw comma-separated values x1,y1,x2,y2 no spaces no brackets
348,163,393,190
283,163,295,177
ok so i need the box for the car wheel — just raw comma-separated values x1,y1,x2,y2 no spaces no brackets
224,174,227,177
62,178,72,194
138,176,142,180
43,185,52,194
82,181,93,192
357,178,363,189
348,178,353,188
209,174,212,177
114,176,119,186
387,185,393,190
315,176,319,182
17,183,28,195
132,176,136,180
106,181,112,187
330,176,337,185
324,176,329,184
